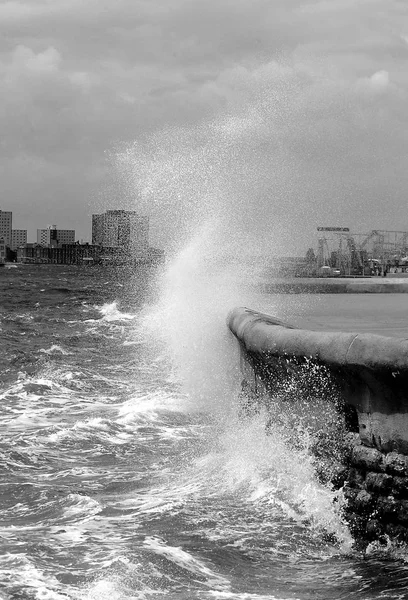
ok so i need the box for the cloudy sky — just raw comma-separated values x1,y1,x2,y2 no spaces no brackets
1,0,408,253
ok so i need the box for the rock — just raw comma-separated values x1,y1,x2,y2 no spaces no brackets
342,486,358,504
376,496,399,520
391,475,408,499
396,499,408,523
345,513,370,539
347,467,365,488
351,445,385,472
366,519,385,540
385,523,408,542
354,490,375,512
365,472,393,494
384,452,408,477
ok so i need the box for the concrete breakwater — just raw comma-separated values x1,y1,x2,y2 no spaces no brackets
258,277,408,294
228,307,408,545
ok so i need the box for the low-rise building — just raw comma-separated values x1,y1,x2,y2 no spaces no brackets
16,242,165,266
17,243,96,264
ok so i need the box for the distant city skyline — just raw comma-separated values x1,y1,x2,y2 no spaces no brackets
1,209,87,245
0,208,152,247
12,217,89,244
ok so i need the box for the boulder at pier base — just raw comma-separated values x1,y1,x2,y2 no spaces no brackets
227,307,408,546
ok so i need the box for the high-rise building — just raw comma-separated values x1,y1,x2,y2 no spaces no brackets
37,225,75,246
92,210,149,254
0,238,6,263
10,230,27,250
92,214,105,247
0,210,12,246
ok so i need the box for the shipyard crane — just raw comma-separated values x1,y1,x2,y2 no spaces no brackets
401,232,408,255
345,235,363,270
360,230,379,250
317,237,331,267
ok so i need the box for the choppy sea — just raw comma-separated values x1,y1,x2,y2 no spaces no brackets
2,263,408,600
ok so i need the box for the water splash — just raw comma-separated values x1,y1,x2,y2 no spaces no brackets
141,221,247,412
113,106,353,552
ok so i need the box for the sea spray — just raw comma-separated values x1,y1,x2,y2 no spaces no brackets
113,107,296,259
140,219,271,415
118,137,353,553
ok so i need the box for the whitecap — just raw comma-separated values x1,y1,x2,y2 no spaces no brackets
117,391,189,423
207,593,300,600
0,553,71,599
61,494,102,522
98,302,137,322
40,345,71,356
143,536,231,591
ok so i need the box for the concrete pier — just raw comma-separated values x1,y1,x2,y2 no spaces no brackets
228,307,408,544
258,277,408,294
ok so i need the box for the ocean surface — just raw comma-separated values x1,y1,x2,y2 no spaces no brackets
2,264,408,600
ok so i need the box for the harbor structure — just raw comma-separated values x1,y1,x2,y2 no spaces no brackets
228,306,408,546
17,243,102,265
16,242,164,266
315,228,408,276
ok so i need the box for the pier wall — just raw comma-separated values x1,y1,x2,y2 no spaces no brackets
228,307,408,544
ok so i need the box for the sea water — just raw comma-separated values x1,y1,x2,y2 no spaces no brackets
2,264,408,600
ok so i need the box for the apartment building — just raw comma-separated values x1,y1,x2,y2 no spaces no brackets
37,225,75,246
0,210,12,246
92,210,149,255
0,238,5,263
10,229,27,250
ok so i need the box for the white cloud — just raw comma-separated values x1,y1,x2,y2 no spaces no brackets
369,69,390,89
11,45,61,72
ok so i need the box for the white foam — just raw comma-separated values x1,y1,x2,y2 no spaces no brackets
49,525,87,543
0,553,70,599
117,391,189,422
208,593,300,600
98,302,137,322
196,412,352,549
40,345,71,355
47,416,132,445
62,494,102,522
111,406,352,552
143,536,231,591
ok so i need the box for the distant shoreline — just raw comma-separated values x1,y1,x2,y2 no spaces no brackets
258,276,408,294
